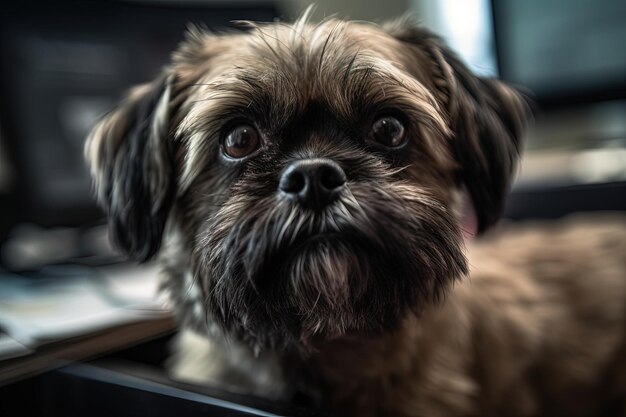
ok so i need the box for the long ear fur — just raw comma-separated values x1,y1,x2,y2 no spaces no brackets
386,19,530,232
85,75,176,261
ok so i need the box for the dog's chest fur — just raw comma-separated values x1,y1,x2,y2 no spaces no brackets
169,215,626,417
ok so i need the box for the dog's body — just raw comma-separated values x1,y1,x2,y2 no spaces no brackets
170,214,626,417
86,11,626,416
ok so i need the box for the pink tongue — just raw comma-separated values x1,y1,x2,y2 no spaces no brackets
459,189,478,240
462,205,478,241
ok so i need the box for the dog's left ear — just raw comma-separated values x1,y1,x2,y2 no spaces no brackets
86,75,177,261
386,20,530,233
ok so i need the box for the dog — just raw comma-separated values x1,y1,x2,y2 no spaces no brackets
86,10,626,417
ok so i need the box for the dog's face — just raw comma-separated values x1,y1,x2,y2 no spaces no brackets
86,15,527,351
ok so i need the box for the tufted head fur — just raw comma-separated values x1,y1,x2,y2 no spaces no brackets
86,12,528,353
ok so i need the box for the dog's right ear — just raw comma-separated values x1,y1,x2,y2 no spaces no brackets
385,18,530,233
86,75,176,262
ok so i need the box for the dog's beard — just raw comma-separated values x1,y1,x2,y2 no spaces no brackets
195,172,467,351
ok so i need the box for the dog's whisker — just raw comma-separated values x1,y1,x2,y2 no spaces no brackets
306,213,316,234
193,190,231,199
388,164,412,176
341,188,367,221
277,205,298,244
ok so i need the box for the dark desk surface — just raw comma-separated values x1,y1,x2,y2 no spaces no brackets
0,332,331,417
0,315,175,387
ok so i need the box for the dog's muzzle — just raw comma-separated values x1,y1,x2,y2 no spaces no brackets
278,158,346,210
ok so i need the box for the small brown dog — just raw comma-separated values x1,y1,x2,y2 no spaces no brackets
86,10,626,417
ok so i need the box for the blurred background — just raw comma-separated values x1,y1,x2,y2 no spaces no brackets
0,0,624,415
1,0,625,262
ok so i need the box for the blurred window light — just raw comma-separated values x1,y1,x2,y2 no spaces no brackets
411,0,497,76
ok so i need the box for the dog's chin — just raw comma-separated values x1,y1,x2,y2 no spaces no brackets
199,185,468,351
202,228,457,351
210,237,402,351
274,232,419,339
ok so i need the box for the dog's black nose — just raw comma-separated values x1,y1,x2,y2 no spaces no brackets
279,158,346,209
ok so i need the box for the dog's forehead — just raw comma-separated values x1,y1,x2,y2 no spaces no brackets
190,21,426,103
247,20,402,62
178,20,443,134
230,21,407,92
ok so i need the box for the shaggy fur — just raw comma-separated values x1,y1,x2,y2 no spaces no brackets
86,10,626,417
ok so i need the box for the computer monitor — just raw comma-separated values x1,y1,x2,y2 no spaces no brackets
0,1,278,235
492,0,626,107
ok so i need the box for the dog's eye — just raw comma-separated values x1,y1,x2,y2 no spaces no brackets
223,125,260,158
371,116,406,148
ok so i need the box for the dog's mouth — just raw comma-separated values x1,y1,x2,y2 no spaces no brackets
292,231,342,246
252,226,369,286
200,183,468,348
284,231,346,255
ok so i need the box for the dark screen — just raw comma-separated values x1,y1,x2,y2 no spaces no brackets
493,0,626,106
0,1,278,231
